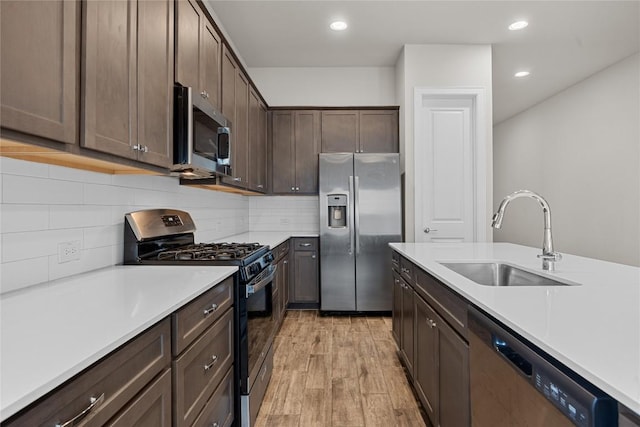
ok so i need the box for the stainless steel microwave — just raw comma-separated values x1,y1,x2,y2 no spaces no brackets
171,85,231,178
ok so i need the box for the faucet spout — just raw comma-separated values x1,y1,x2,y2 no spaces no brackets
491,190,561,270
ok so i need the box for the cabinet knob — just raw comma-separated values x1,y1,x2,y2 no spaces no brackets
257,184,264,189
295,187,300,191
234,177,242,182
200,91,209,99
311,254,316,259
291,187,295,191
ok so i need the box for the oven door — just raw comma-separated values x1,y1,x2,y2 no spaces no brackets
241,264,277,394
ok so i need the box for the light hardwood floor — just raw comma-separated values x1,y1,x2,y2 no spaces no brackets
254,310,427,427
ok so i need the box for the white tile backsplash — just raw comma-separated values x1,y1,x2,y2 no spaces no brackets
1,159,321,293
1,158,250,293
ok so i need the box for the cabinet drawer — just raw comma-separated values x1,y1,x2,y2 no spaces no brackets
107,368,172,427
192,368,234,427
391,251,400,272
400,257,415,283
273,241,290,261
293,237,317,251
416,269,467,338
173,276,233,355
4,319,171,427
173,308,234,427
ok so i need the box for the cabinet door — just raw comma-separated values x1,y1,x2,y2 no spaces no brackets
271,111,295,193
1,0,78,144
248,89,266,192
359,110,398,153
175,0,201,92
282,255,290,309
202,21,222,110
400,280,415,375
82,0,137,158
438,313,470,427
392,273,402,346
221,45,237,123
136,0,173,167
293,250,319,303
232,71,249,185
321,110,359,153
257,101,268,192
107,369,172,427
415,295,439,425
294,111,320,193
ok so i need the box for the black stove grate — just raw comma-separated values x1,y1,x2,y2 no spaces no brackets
155,242,263,261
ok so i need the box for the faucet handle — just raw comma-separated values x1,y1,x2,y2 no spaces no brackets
538,252,562,262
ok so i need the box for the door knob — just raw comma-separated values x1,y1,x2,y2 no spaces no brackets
424,227,438,233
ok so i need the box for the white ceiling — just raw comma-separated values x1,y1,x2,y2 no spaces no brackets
207,1,639,123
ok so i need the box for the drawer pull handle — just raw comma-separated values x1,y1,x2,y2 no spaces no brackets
55,393,105,427
204,355,218,371
426,318,436,328
203,303,219,316
300,243,312,247
212,422,219,427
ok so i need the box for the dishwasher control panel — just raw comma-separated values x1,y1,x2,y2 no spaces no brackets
534,367,589,426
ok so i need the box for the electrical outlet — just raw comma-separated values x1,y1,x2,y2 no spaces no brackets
58,240,81,263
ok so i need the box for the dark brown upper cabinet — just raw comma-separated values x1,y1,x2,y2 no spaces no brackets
248,88,267,192
321,109,399,153
175,0,222,111
0,0,79,145
82,0,174,168
271,110,320,194
220,46,249,188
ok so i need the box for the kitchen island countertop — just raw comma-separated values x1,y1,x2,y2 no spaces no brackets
390,242,640,415
0,265,237,421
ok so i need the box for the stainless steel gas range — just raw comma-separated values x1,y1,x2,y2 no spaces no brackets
123,208,278,427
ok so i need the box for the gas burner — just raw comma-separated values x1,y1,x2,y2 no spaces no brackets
155,242,264,261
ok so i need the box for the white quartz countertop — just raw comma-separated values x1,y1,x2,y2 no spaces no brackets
389,242,640,415
0,265,237,421
216,231,319,249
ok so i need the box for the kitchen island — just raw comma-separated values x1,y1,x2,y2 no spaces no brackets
390,242,640,417
0,265,237,422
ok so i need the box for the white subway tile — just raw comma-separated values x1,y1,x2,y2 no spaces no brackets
2,229,83,263
3,175,83,204
111,174,158,190
84,225,122,249
0,257,49,293
0,157,49,178
84,183,135,206
49,164,112,184
1,204,49,232
50,205,112,229
48,246,114,281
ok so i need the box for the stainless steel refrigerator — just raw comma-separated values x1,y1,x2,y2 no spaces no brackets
319,153,402,312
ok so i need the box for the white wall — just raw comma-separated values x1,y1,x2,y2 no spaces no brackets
493,53,640,266
248,67,396,106
396,44,493,242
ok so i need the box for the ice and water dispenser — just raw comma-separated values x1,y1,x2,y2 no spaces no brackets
327,194,347,228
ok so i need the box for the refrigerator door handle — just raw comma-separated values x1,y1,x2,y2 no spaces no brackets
354,176,360,255
349,175,355,255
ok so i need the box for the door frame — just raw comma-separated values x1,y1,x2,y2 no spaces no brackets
413,87,488,243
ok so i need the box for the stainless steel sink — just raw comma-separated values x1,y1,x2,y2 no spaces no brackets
439,262,576,287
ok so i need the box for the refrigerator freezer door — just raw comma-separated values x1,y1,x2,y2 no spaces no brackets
354,153,402,311
320,153,356,311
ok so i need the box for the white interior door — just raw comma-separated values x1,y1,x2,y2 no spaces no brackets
415,95,475,243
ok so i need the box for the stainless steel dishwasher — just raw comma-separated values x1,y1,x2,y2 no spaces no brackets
468,306,618,427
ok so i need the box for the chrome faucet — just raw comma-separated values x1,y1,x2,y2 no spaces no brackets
492,190,562,271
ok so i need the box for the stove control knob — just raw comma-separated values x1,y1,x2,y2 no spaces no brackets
249,264,259,276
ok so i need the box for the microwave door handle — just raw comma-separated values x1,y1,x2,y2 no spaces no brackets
186,87,194,164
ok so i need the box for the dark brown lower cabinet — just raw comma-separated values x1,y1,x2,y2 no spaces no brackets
392,273,402,345
107,369,172,427
290,238,319,305
414,289,470,427
191,369,234,427
400,276,415,376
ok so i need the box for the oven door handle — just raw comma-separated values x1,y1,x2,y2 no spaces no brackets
245,264,277,298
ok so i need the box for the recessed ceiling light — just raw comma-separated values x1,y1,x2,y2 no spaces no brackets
330,21,348,31
509,20,529,31
514,71,530,78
